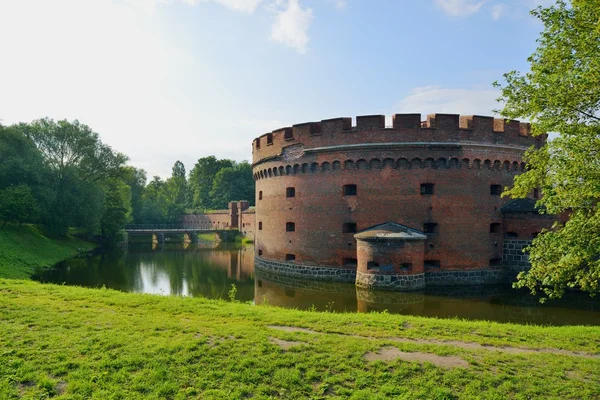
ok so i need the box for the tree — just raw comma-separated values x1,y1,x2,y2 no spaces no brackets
0,125,45,189
0,185,37,228
189,156,234,210
101,179,132,245
120,166,147,224
168,160,189,210
20,118,128,236
210,162,255,209
494,0,600,299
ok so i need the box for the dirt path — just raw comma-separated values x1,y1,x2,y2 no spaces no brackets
267,325,599,359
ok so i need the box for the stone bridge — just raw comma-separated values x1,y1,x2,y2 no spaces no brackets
124,224,238,243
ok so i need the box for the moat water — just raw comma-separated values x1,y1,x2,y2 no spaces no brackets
34,243,600,326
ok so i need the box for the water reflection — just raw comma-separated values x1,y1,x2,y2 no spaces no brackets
35,243,255,301
35,244,600,326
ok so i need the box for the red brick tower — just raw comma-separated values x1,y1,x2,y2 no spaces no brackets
252,113,544,289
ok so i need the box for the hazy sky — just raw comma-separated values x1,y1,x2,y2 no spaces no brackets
0,0,552,178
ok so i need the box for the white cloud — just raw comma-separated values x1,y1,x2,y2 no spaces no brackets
434,0,486,17
121,0,262,14
270,0,313,54
214,0,263,13
330,0,347,10
395,86,501,117
434,0,556,20
491,3,508,20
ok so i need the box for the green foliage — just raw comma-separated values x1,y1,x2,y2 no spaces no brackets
100,179,132,245
189,156,234,209
139,161,190,224
120,166,147,224
210,161,254,209
0,281,599,399
0,185,37,228
495,0,600,299
0,225,94,279
0,125,44,189
227,283,238,302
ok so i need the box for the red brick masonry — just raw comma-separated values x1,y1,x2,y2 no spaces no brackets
250,113,551,290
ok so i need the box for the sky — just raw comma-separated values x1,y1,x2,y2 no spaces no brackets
0,0,554,179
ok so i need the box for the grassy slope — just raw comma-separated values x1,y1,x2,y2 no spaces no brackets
1,280,599,399
0,225,95,279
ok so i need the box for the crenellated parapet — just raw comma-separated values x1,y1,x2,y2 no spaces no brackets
252,113,542,165
253,157,527,181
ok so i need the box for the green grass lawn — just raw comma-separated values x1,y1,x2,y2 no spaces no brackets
1,280,599,399
0,224,95,279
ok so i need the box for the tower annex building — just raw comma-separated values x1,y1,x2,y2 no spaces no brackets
252,113,553,291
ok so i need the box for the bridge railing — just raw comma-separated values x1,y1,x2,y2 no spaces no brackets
124,224,219,232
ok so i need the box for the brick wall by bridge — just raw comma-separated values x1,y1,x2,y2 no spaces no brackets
181,200,255,241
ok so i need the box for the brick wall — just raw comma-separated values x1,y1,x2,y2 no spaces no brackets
252,112,546,289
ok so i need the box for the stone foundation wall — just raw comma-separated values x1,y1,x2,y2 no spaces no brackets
356,271,425,290
425,269,505,286
255,257,356,283
256,254,530,290
503,239,532,279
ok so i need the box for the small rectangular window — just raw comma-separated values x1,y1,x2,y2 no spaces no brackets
490,223,501,233
367,261,379,270
286,187,295,198
258,222,262,230
285,254,296,261
343,184,357,196
342,258,357,267
267,133,273,145
259,191,263,200
258,249,263,256
284,128,293,140
420,183,434,195
490,184,502,196
286,222,295,232
423,223,438,234
256,138,261,149
424,260,441,268
400,263,412,271
343,223,357,233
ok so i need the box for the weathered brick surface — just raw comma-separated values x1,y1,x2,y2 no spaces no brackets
252,113,546,290
181,200,255,240
503,214,554,240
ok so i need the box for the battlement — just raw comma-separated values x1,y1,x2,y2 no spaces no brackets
252,113,541,164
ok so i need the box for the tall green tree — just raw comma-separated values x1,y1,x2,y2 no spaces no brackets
0,126,43,189
101,179,132,245
210,162,255,209
0,185,37,228
189,156,234,210
20,118,128,236
120,167,147,224
141,176,167,224
495,0,600,298
168,160,189,210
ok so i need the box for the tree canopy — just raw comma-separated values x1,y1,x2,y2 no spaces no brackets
0,119,254,241
495,0,600,298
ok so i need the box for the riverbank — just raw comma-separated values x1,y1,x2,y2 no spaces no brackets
1,280,599,399
0,224,95,279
